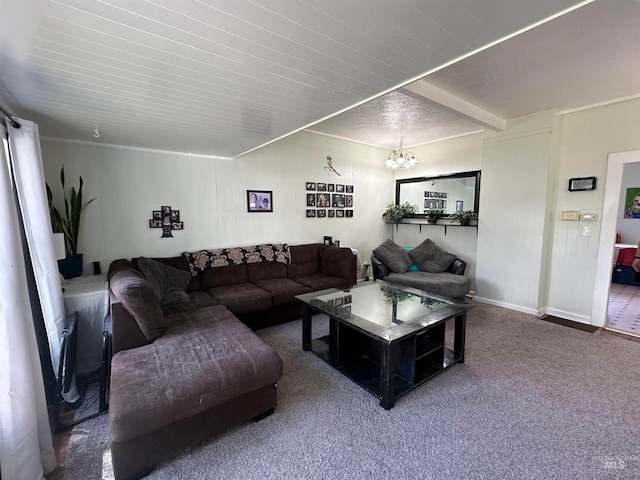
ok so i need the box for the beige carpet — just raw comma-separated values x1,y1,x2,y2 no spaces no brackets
607,282,640,335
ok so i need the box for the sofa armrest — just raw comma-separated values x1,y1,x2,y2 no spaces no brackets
448,258,467,275
370,255,389,280
110,297,151,355
319,245,358,286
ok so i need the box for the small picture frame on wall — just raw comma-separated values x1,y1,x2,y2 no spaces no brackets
328,210,335,218
153,211,162,220
316,193,330,207
568,177,596,192
327,184,335,192
345,210,353,217
306,209,316,218
324,236,333,245
456,200,464,212
317,183,327,192
336,184,345,193
307,193,316,206
336,210,345,218
345,185,354,193
306,182,316,190
317,209,327,218
332,194,345,208
247,190,273,212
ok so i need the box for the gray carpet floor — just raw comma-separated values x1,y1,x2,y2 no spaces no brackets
62,301,640,479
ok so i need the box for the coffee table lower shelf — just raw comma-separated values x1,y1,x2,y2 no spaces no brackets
310,335,458,405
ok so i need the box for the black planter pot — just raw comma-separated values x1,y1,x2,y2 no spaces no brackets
58,254,83,279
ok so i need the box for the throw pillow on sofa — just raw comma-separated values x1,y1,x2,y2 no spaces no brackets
138,257,192,306
373,239,413,273
110,271,167,341
409,238,456,273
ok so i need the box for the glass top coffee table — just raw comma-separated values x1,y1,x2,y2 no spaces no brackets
296,280,474,409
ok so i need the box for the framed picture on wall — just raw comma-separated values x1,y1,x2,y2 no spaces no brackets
332,194,345,208
247,190,273,212
306,182,316,190
307,193,316,206
306,209,316,217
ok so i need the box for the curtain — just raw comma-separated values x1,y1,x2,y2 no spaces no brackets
0,120,59,478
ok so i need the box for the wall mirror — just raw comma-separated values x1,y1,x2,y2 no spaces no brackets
395,170,481,218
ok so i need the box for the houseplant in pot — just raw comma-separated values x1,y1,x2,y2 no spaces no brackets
47,166,96,279
452,210,478,226
382,202,418,230
425,208,444,224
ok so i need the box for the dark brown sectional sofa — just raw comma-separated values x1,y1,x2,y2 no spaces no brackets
107,243,357,479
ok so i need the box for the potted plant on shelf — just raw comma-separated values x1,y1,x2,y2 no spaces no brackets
47,166,96,279
382,202,418,230
452,210,478,226
425,208,445,224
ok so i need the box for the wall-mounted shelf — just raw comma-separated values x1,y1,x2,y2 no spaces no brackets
394,220,478,235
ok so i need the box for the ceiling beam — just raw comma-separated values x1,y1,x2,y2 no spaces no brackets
401,80,505,132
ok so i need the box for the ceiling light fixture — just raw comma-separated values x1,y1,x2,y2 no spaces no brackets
385,137,417,169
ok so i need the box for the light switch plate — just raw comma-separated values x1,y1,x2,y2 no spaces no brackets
561,210,580,221
582,213,598,221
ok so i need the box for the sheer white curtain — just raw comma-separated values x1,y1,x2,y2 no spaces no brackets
0,120,61,478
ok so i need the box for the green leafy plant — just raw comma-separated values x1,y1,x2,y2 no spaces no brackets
425,208,445,223
452,210,478,226
46,166,96,256
382,202,418,224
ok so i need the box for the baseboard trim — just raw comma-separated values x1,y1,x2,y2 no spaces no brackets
542,308,592,325
472,296,542,317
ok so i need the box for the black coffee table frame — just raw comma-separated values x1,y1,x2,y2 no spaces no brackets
299,281,472,409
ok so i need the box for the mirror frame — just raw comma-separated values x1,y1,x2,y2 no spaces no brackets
395,170,481,219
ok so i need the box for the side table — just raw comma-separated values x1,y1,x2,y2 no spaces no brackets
62,273,109,378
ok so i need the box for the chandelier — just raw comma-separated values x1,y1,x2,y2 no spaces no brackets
384,137,417,169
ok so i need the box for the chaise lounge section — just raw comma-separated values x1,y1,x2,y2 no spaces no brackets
371,238,471,299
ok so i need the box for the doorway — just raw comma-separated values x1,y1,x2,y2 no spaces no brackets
593,150,640,332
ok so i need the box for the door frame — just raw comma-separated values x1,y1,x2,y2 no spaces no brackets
592,150,640,327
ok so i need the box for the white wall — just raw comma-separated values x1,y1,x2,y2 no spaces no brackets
545,98,640,323
41,131,393,276
475,112,553,314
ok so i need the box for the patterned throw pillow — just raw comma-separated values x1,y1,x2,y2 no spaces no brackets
409,238,456,273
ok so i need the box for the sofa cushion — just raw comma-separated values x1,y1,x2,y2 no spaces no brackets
110,271,166,341
207,283,272,315
161,291,218,315
109,305,283,443
287,244,321,278
137,257,192,306
247,262,288,282
385,271,471,298
373,239,412,273
294,273,349,291
200,264,248,290
252,278,311,307
409,239,456,273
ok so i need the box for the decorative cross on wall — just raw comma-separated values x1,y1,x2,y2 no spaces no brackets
149,205,184,238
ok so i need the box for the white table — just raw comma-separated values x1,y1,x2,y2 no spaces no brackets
62,274,108,377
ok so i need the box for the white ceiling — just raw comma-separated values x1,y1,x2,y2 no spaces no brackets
1,1,638,158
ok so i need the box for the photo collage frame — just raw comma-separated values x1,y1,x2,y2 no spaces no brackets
305,181,354,218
